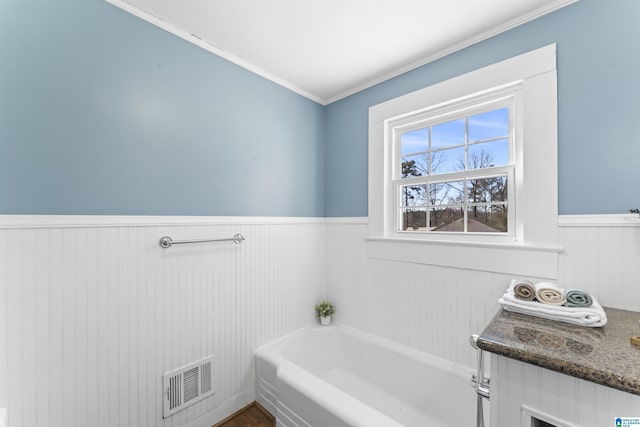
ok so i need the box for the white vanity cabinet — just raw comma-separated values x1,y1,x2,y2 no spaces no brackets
489,354,640,427
477,308,640,427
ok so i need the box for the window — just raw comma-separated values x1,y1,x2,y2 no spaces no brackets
367,44,561,278
395,101,514,235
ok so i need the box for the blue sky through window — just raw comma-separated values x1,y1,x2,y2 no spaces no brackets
432,119,465,149
400,106,509,176
469,108,508,142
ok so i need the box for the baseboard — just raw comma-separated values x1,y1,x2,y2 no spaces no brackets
181,390,255,427
213,401,275,427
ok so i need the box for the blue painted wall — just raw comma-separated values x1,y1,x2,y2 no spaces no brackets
0,0,325,216
2,0,638,217
325,0,640,216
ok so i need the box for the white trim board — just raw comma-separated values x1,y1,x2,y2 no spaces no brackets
2,214,636,229
323,217,368,225
104,0,578,105
325,215,640,227
0,215,326,229
558,214,640,227
181,390,254,427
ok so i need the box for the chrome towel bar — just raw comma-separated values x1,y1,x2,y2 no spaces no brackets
159,233,245,249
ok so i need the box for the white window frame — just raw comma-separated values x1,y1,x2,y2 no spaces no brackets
391,91,518,240
367,44,562,278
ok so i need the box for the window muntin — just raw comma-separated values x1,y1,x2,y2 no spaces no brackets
395,104,513,234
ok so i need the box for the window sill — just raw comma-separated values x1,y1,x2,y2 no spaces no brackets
365,236,563,279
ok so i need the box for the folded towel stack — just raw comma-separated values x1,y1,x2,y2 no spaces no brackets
499,279,607,327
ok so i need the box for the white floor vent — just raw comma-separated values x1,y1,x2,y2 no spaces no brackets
163,355,215,418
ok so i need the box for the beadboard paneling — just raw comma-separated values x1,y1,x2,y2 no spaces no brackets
327,218,640,370
2,215,638,426
0,218,326,427
558,223,640,312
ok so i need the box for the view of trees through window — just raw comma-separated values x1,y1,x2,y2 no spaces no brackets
398,106,510,233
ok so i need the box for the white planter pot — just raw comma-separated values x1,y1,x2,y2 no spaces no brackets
320,315,331,326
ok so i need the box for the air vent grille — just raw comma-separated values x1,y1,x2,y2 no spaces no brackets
183,367,200,402
163,355,215,418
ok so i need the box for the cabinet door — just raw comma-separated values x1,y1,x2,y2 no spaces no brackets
490,355,640,427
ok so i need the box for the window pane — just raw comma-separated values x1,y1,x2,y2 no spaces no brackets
467,205,508,232
469,107,508,142
401,208,427,231
401,155,427,177
432,146,465,174
466,176,507,204
469,139,509,168
432,118,465,149
429,207,464,232
401,128,428,156
394,105,513,235
401,184,427,207
430,180,464,206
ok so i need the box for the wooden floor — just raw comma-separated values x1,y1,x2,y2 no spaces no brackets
213,402,275,427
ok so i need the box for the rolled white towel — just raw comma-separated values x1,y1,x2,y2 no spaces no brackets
535,282,566,305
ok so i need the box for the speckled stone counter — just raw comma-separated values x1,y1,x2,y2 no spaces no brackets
477,307,640,396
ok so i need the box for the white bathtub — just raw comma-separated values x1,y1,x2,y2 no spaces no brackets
255,325,476,427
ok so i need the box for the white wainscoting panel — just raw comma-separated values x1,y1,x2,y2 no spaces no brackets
0,217,326,427
327,216,640,370
558,219,640,312
1,214,638,426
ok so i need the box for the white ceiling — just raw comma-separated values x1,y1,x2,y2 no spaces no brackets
109,0,576,105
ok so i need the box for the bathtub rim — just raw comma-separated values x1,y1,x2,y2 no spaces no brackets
256,322,474,381
255,323,476,426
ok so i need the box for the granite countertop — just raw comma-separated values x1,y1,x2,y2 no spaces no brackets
477,307,640,396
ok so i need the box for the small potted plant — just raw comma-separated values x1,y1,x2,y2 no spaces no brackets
315,301,335,326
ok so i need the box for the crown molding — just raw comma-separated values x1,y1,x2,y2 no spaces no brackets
105,0,578,106
104,0,325,104
325,0,578,104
